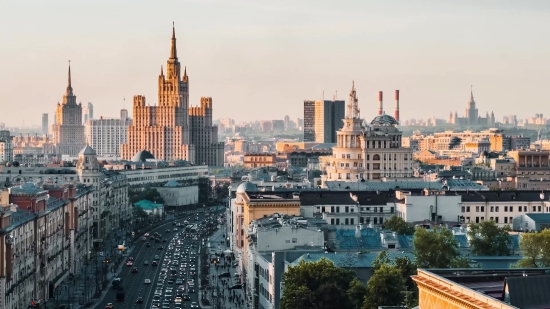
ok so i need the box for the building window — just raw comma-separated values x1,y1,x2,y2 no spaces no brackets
476,206,479,212
461,206,465,213
292,238,297,243
481,206,485,212
504,206,508,212
509,206,513,212
466,206,470,212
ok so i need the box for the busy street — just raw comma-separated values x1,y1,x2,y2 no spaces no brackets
99,207,225,309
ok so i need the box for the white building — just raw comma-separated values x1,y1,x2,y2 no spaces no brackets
321,82,413,186
395,189,462,224
0,130,13,163
83,102,94,123
85,111,132,157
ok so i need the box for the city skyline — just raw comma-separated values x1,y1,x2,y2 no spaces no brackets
2,1,550,127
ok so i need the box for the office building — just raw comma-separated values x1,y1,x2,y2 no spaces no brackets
85,110,131,157
303,99,345,143
41,113,48,135
83,102,93,123
51,64,86,156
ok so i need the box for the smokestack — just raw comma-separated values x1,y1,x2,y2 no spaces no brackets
394,90,400,122
378,91,383,115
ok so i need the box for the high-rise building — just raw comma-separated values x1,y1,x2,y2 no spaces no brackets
121,25,224,165
449,87,495,127
41,113,48,135
83,102,94,124
51,64,86,156
303,99,345,143
0,130,13,163
85,110,132,157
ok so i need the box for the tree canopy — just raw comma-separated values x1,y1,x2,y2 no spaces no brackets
363,264,406,309
280,258,355,309
129,187,164,204
384,215,415,235
516,229,550,267
414,227,470,268
467,221,512,256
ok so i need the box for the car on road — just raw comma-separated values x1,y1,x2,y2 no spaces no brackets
158,245,163,250
154,255,160,260
182,295,190,301
131,267,138,273
143,260,149,265
190,302,199,308
126,261,133,266
104,303,114,309
128,257,134,261
136,297,144,303
144,279,151,284
152,261,158,266
218,272,230,278
146,242,151,247
174,297,182,303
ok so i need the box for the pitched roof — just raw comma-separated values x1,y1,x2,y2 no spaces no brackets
79,145,97,156
505,274,550,309
134,199,163,210
525,213,550,223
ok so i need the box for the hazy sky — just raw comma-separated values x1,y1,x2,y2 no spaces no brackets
1,0,550,127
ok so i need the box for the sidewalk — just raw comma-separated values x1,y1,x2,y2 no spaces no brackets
200,228,247,309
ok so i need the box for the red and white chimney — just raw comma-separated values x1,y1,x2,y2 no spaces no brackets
394,90,400,122
378,91,383,115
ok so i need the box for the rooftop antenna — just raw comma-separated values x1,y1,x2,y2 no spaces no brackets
123,97,126,109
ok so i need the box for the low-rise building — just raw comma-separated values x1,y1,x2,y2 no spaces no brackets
244,153,277,168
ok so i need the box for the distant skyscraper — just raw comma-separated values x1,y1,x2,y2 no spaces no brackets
284,115,290,130
83,102,94,124
51,63,86,156
41,113,48,135
303,99,345,143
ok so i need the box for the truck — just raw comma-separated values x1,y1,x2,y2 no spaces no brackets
115,288,125,301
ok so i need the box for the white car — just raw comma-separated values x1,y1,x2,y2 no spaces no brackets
174,297,182,303
144,279,151,284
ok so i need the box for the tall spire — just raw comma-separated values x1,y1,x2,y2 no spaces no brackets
170,22,177,59
182,66,188,82
160,65,164,76
470,85,474,101
347,81,360,119
66,60,73,96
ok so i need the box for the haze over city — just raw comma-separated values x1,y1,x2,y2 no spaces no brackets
1,1,550,127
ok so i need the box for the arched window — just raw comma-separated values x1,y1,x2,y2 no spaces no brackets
373,154,380,160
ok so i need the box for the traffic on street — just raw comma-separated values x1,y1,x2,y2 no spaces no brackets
101,209,218,309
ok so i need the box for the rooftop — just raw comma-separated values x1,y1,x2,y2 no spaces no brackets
290,251,414,268
134,199,163,210
325,179,488,191
300,191,392,206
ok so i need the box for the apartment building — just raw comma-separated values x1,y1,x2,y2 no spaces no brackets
85,111,131,157
0,183,93,309
243,153,277,169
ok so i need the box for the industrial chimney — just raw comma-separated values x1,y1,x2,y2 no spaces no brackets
378,91,383,116
394,90,400,122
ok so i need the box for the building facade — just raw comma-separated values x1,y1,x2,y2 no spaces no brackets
303,99,345,143
121,26,224,165
51,64,86,156
41,114,48,135
85,112,132,157
321,82,414,184
189,97,224,166
83,102,93,124
0,131,13,164
0,183,93,309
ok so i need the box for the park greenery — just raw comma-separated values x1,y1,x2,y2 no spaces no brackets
516,229,550,267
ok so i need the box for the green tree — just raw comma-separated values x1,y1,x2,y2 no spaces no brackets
371,252,418,307
467,221,512,256
384,215,415,235
414,227,469,268
280,258,355,309
347,278,368,309
363,264,405,309
129,187,164,204
516,229,550,267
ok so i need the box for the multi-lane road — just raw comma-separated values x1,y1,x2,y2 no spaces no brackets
101,211,211,309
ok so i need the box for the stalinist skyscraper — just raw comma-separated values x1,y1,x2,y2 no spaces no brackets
121,25,224,165
52,63,86,156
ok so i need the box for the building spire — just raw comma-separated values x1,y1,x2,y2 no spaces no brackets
160,65,164,76
347,81,360,119
66,60,73,95
170,22,177,59
470,85,474,101
182,66,188,82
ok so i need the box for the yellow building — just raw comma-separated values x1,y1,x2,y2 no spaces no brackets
243,153,276,168
413,268,549,309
